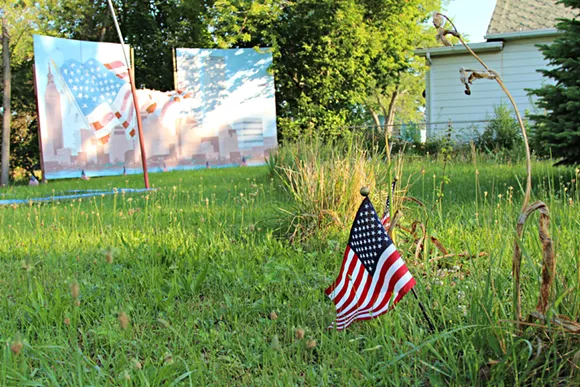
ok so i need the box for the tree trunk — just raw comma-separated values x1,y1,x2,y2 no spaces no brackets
375,91,391,162
1,17,11,186
369,108,381,132
369,107,381,150
385,84,400,136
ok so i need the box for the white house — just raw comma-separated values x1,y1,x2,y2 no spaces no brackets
416,0,576,139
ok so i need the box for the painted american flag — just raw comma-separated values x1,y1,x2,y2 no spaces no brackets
381,179,397,230
137,89,194,135
59,59,135,144
325,197,415,330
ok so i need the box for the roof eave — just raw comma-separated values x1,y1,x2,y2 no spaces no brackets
484,28,562,41
414,42,504,58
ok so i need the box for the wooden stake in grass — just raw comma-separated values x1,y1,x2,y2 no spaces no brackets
433,12,555,329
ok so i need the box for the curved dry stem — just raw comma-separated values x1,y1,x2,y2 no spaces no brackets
440,16,490,71
513,201,554,329
439,13,532,210
439,13,536,327
389,209,403,239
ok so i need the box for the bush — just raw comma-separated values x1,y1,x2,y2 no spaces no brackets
268,138,390,241
477,104,523,152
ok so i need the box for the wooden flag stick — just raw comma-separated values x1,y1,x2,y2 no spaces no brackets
360,186,436,333
106,0,150,189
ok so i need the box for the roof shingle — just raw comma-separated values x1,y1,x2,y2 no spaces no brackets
487,0,577,35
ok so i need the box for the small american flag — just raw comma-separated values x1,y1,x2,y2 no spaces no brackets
325,197,415,330
60,59,136,143
381,179,397,230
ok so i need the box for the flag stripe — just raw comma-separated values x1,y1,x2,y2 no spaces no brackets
336,273,411,330
329,249,358,302
335,261,371,314
338,264,410,326
338,260,410,325
336,274,415,330
325,247,355,297
335,260,365,310
105,61,129,79
334,243,397,316
326,196,414,330
335,246,401,323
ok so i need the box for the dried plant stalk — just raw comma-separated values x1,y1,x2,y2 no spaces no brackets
529,311,580,334
435,13,547,328
514,201,555,322
435,13,532,210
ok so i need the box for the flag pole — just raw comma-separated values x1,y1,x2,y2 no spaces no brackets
411,288,435,333
360,186,436,333
106,0,150,189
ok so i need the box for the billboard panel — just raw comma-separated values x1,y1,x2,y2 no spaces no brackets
33,36,277,179
33,35,141,179
175,47,277,167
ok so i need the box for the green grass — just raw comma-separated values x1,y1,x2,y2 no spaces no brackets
0,159,578,386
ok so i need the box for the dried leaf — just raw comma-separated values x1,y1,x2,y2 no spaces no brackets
513,201,555,326
433,12,445,29
529,311,580,334
459,68,498,96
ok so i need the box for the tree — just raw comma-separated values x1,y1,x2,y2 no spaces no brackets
1,0,55,183
209,0,442,140
530,0,580,165
1,14,11,186
363,0,440,136
53,0,214,90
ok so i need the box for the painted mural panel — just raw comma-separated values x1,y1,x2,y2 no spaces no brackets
33,35,142,179
175,48,277,167
33,36,277,180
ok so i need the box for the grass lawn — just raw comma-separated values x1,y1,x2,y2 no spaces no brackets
0,159,578,385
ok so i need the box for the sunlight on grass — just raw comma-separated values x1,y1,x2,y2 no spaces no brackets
0,160,578,385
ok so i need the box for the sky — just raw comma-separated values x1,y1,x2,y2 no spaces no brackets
444,0,498,43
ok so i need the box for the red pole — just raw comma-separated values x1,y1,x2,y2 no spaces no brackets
127,70,149,189
106,0,150,189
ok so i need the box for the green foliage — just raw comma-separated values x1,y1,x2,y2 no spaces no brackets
1,0,442,178
268,138,389,240
0,161,578,384
1,0,55,179
53,0,213,90
209,0,442,140
477,104,523,153
529,0,580,165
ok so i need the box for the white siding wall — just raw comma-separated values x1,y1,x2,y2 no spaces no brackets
427,37,554,139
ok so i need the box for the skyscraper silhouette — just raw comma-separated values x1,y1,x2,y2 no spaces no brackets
44,64,64,155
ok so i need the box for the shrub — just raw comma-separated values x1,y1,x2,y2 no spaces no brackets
477,104,523,152
268,138,390,241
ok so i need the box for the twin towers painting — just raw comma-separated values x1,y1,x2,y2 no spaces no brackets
33,35,278,179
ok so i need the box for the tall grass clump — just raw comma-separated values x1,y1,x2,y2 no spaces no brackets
268,138,391,241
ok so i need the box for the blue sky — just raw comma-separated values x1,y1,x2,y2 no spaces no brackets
444,0,497,42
